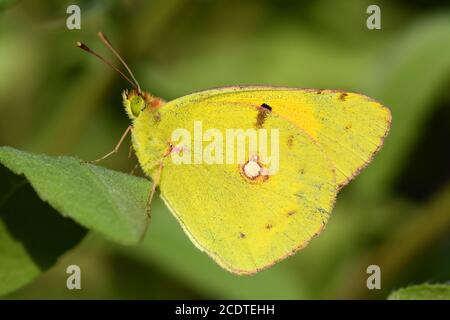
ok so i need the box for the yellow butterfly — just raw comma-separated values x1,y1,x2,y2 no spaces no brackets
78,33,391,275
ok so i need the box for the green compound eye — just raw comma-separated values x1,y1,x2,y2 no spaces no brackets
130,95,145,117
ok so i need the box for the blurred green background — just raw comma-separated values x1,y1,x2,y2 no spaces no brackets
1,0,449,299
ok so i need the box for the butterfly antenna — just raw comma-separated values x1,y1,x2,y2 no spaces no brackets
76,41,139,91
98,32,142,94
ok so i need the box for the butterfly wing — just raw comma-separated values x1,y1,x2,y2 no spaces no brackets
168,86,391,188
132,97,337,274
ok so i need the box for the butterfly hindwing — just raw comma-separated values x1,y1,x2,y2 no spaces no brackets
132,98,337,274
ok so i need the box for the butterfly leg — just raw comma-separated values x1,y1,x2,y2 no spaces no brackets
145,160,164,219
128,145,134,159
91,125,132,163
129,163,139,176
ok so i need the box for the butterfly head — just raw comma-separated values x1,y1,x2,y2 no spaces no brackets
122,89,163,119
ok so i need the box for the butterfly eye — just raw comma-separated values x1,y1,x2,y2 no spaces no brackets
130,95,145,117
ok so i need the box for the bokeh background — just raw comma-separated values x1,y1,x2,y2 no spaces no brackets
1,0,449,299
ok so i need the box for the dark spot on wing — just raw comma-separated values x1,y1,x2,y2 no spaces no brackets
313,223,325,238
287,135,294,148
295,192,305,201
256,103,272,128
265,224,272,230
153,111,161,123
345,124,352,130
339,92,348,101
287,210,296,217
261,103,272,111
239,232,246,239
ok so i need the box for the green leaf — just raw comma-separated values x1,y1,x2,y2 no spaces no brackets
388,284,450,300
0,146,150,245
357,13,450,198
0,163,86,295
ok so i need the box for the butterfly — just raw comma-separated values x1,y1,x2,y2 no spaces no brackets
78,32,391,274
